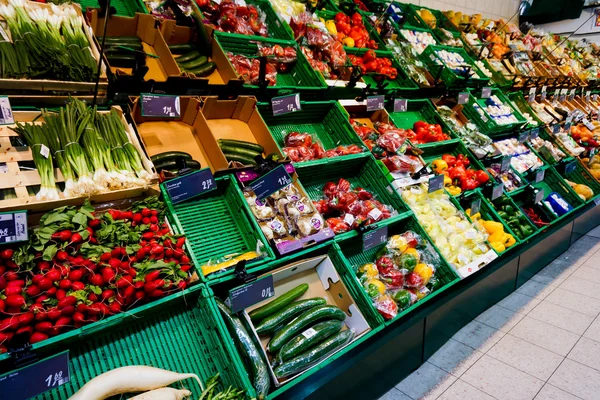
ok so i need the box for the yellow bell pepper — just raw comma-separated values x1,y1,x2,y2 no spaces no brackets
490,241,505,253
403,247,420,261
414,263,433,285
359,263,379,279
388,235,409,252
505,234,516,247
482,220,504,235
488,231,506,244
325,20,337,36
342,37,355,48
445,185,462,196
432,159,448,174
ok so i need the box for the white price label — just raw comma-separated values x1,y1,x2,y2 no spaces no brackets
302,328,318,339
39,144,50,159
368,208,383,221
343,213,355,226
0,97,14,125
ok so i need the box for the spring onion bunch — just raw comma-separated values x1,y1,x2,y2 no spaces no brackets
59,5,96,80
41,110,78,197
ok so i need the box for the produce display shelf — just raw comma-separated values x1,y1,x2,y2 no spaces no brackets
163,175,275,284
478,57,513,89
345,48,419,91
335,214,460,327
75,0,147,17
461,88,528,134
420,45,490,88
559,160,600,204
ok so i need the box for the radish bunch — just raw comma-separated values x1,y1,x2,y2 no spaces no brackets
0,197,193,353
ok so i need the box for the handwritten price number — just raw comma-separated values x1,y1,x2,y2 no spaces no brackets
287,103,297,112
278,176,291,186
201,179,214,191
0,228,8,237
45,371,65,388
261,287,273,298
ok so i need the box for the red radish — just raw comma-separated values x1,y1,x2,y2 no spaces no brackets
108,302,121,314
165,249,174,258
85,227,94,238
101,289,115,302
136,248,146,261
71,233,83,244
5,295,25,308
142,217,151,225
135,291,145,301
56,289,66,300
141,208,152,217
149,224,159,232
57,296,76,309
68,269,83,282
149,216,158,224
128,268,137,278
100,252,112,262
35,295,49,305
144,281,160,294
26,285,41,297
107,209,121,220
18,313,34,327
71,281,85,291
46,269,61,282
173,249,184,259
51,230,72,242
0,332,7,343
30,332,48,344
116,276,132,289
152,210,159,216
7,279,25,287
88,218,101,229
163,238,173,248
0,277,6,290
89,274,104,286
38,260,51,270
4,271,19,281
150,290,164,298
180,255,190,264
0,249,13,259
119,261,129,271
32,274,44,285
71,256,85,266
145,271,161,283
5,286,22,296
180,265,191,273
177,281,188,290
72,312,85,323
175,237,186,249
134,281,144,289
60,305,75,316
16,325,33,336
101,268,115,283
121,211,133,220
0,299,4,312
35,322,52,332
55,251,68,262
150,245,164,255
123,286,135,298
46,287,57,296
88,293,99,302
47,309,61,321
108,258,121,269
142,232,154,240
55,316,71,328
5,260,17,269
59,279,72,290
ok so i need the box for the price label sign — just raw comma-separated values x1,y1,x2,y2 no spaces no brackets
534,188,545,204
501,156,511,172
0,96,14,125
470,198,481,216
0,210,28,244
162,168,216,205
458,92,469,104
393,98,408,112
366,95,385,111
584,119,596,131
272,93,301,116
559,89,567,103
569,88,576,101
540,86,547,102
491,183,504,200
553,89,559,102
595,196,600,206
594,94,599,102
229,275,275,313
518,131,529,143
535,168,545,183
428,174,445,193
586,91,591,103
250,164,292,200
565,160,577,175
481,87,492,99
0,351,70,399
530,128,540,139
363,225,389,251
528,87,536,102
141,94,180,118
553,124,560,134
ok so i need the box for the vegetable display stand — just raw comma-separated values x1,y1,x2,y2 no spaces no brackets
461,88,528,135
334,214,460,326
408,4,460,35
258,101,366,166
344,48,419,92
163,175,275,284
293,153,411,240
557,160,600,204
507,92,545,129
75,0,147,16
22,286,254,399
419,45,490,88
479,58,513,89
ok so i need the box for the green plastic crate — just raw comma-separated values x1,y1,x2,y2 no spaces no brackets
507,92,545,130
487,193,538,241
462,88,528,134
408,4,460,34
394,25,439,55
75,0,146,17
558,160,600,204
335,214,460,326
163,176,275,284
479,57,513,89
214,34,327,92
420,45,490,88
257,101,366,166
32,286,254,399
316,10,387,51
345,47,419,91
294,153,411,240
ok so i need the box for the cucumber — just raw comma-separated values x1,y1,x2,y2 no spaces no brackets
151,151,192,163
218,139,264,154
274,330,355,378
219,144,261,158
255,298,327,335
267,305,346,353
168,43,196,53
278,320,344,362
154,159,200,171
175,50,202,63
106,43,143,52
179,56,209,70
215,299,270,399
97,36,141,44
187,62,217,77
223,153,258,166
249,284,309,323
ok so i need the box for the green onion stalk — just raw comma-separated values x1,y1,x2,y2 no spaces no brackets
41,110,79,197
10,122,60,201
60,4,96,81
0,3,30,76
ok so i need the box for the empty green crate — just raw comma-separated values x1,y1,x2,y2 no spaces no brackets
258,101,366,166
215,34,327,92
487,194,538,241
559,160,600,204
345,47,419,91
335,214,460,326
163,176,275,284
462,88,528,134
75,0,146,16
33,286,254,399
420,45,490,88
294,153,411,240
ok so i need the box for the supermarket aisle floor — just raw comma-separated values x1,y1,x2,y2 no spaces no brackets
381,226,600,400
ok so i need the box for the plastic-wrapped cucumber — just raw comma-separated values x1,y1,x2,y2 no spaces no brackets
249,283,309,322
268,305,346,352
278,320,344,362
274,330,355,378
215,299,270,399
255,298,327,335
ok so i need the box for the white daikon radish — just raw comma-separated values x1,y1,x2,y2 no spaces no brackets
68,366,203,400
129,387,192,400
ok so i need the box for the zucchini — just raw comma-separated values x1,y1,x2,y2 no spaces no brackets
215,299,270,399
151,151,192,163
168,43,196,53
187,62,216,77
154,159,200,171
219,144,261,158
249,284,309,323
255,298,327,335
218,139,264,154
179,56,209,70
223,153,258,166
97,36,141,44
278,320,344,362
175,50,202,63
267,305,346,353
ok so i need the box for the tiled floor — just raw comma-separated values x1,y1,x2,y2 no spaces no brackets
382,226,600,400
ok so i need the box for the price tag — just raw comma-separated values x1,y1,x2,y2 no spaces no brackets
552,124,560,134
586,91,591,103
481,87,492,99
540,86,547,102
249,164,292,200
534,188,545,204
162,168,216,205
528,87,536,102
559,88,567,103
0,210,28,244
0,96,14,125
363,225,389,251
393,98,408,112
569,88,576,101
530,128,540,139
229,275,275,313
535,168,545,183
501,156,511,172
272,93,301,116
458,92,469,104
0,351,70,399
595,196,600,206
594,94,599,102
491,183,504,200
584,119,596,131
366,95,385,111
565,160,577,175
470,198,481,216
553,89,559,102
428,174,445,193
39,144,50,159
140,94,180,118
518,131,529,143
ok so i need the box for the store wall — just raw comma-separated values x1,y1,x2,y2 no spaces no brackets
535,7,600,43
403,0,521,21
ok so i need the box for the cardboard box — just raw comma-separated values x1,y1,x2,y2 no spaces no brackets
131,96,228,173
89,12,180,82
242,255,370,386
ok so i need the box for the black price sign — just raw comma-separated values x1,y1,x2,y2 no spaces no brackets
458,92,469,104
540,86,547,102
0,96,14,125
481,87,492,99
528,87,536,103
534,188,545,204
250,164,292,200
272,93,301,116
470,198,481,216
569,89,575,102
363,225,389,251
535,169,545,183
0,351,70,399
552,124,560,134
565,160,577,175
501,156,511,172
162,168,216,205
367,95,385,111
0,210,28,244
229,275,275,313
428,174,445,193
491,183,504,200
518,131,529,143
530,128,540,140
141,94,180,118
394,98,408,112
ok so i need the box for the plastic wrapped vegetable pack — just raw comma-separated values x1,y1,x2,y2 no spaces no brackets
430,153,489,195
228,45,297,86
437,105,495,158
282,131,363,162
401,184,491,269
486,163,524,192
494,138,544,174
357,231,442,320
199,0,268,37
